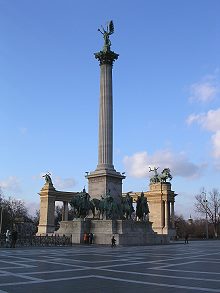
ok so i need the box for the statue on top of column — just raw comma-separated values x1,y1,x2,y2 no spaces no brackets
95,20,118,65
43,172,53,184
149,167,160,183
98,20,114,52
149,167,172,183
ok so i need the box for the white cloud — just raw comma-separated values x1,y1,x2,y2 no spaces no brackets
123,152,148,178
189,75,219,103
123,150,203,179
189,82,217,102
202,109,220,132
186,113,204,125
187,108,220,159
0,176,22,193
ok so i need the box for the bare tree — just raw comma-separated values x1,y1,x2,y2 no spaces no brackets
195,188,220,238
54,205,63,230
174,214,187,238
32,209,40,226
0,193,31,233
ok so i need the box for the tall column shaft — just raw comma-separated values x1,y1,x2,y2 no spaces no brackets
87,49,124,200
97,63,114,170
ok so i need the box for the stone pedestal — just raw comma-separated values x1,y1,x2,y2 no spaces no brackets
87,169,125,201
90,220,160,245
56,219,162,245
56,219,91,244
37,183,56,235
146,182,176,239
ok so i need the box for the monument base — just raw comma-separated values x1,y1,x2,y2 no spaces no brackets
86,169,125,201
55,219,91,243
37,224,55,235
146,182,176,241
56,219,166,245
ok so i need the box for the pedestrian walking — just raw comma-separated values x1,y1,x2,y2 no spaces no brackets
111,235,116,247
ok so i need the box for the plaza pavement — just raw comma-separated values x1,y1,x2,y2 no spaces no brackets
0,240,220,293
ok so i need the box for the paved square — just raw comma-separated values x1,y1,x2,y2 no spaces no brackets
0,240,220,292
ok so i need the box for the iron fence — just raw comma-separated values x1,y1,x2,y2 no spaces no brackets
0,234,72,248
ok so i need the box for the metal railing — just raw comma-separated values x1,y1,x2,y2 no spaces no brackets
0,234,72,248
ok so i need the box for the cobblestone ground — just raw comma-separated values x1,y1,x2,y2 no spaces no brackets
0,240,220,293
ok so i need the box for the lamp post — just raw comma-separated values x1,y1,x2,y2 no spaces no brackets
202,192,208,240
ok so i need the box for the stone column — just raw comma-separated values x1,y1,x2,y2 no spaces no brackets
171,201,175,228
62,201,69,221
37,183,56,235
168,201,171,228
87,49,125,200
161,200,165,228
164,200,169,228
95,50,119,171
147,182,177,238
97,64,113,169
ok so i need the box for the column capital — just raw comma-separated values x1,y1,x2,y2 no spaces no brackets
94,50,119,66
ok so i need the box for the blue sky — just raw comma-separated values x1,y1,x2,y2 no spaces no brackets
0,0,219,218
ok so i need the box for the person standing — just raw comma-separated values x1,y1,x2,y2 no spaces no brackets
89,233,93,244
83,233,89,244
184,233,189,244
5,230,10,248
10,228,18,248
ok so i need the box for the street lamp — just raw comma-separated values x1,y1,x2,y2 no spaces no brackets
202,192,208,240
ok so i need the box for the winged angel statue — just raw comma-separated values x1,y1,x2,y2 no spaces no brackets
98,20,114,52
